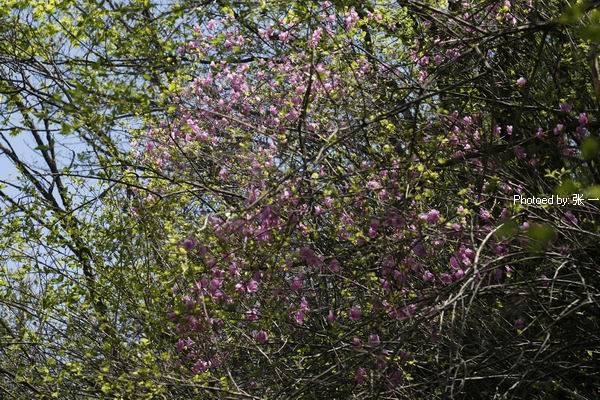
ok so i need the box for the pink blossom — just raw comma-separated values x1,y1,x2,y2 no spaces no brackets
514,145,526,160
246,309,260,321
228,263,240,278
291,275,303,291
293,310,305,325
514,318,525,330
182,237,198,251
327,310,337,324
192,360,211,374
553,124,564,135
381,279,391,291
246,279,259,293
563,211,578,226
454,269,465,280
368,225,378,238
368,334,381,346
516,77,527,87
218,167,229,180
328,259,341,273
254,330,268,344
234,283,245,293
355,367,367,385
450,256,460,269
458,245,475,266
579,112,588,125
419,209,440,223
300,297,309,311
422,270,434,282
181,295,196,308
412,241,427,257
176,337,194,352
349,306,362,321
535,127,545,139
278,31,290,42
286,109,299,121
367,180,381,190
559,102,572,113
479,207,492,221
345,7,360,30
441,273,453,285
389,370,404,386
309,28,323,48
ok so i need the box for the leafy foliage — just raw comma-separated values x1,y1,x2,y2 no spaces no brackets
1,0,600,399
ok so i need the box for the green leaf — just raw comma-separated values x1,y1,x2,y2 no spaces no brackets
581,24,600,42
555,180,580,197
581,137,600,159
494,219,519,239
527,224,556,250
559,2,586,24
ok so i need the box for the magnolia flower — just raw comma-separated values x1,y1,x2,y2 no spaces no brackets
553,123,564,135
535,127,545,139
450,257,460,270
176,337,194,352
278,31,289,42
182,237,198,251
345,7,359,30
514,318,525,330
559,102,572,113
192,360,211,374
293,310,305,325
309,27,323,48
422,270,434,282
479,207,492,220
356,367,367,385
349,306,362,321
563,211,578,226
254,330,268,344
441,273,453,285
246,279,259,293
454,269,465,280
419,209,440,223
246,309,260,321
366,180,381,190
326,310,337,324
291,275,303,291
412,241,427,257
328,259,341,273
368,334,381,346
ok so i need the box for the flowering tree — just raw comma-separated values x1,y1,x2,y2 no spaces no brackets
1,0,599,399
138,0,600,398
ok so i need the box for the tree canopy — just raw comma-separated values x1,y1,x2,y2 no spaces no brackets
1,0,599,399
